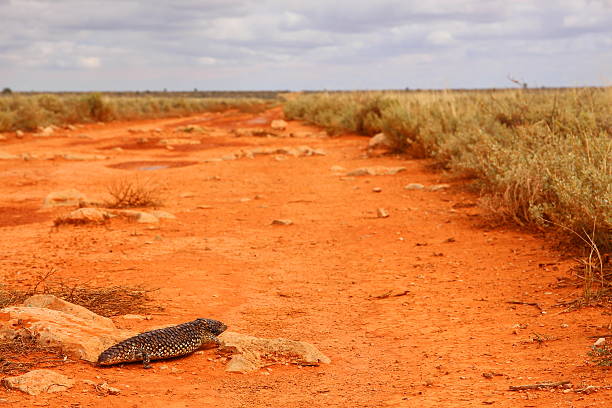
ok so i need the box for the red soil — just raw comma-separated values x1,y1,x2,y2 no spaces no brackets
0,108,609,407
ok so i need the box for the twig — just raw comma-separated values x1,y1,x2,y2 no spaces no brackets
509,380,571,391
506,300,542,310
372,290,410,299
573,385,612,394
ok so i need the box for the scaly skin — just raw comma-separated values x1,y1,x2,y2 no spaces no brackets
97,318,227,368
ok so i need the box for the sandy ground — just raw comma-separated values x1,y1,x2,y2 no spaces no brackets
0,108,610,407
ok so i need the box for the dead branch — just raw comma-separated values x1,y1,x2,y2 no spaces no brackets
506,300,542,310
509,380,571,391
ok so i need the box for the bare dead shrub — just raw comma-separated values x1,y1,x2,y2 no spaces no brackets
105,177,164,208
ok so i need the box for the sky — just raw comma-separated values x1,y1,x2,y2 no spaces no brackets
1,0,611,91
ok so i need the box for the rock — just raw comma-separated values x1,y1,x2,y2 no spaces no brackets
594,337,606,347
0,134,7,141
159,138,200,145
372,187,382,193
270,119,288,130
427,184,450,191
66,124,77,131
111,210,159,223
404,183,425,190
43,189,88,208
119,314,152,320
221,154,237,161
196,205,213,209
23,295,115,329
36,126,55,137
0,306,135,362
54,208,112,225
271,219,293,226
148,210,176,220
2,369,74,396
15,130,24,138
368,133,393,149
377,208,390,218
61,153,108,161
180,192,195,198
0,151,20,160
346,166,406,176
218,331,330,373
330,165,346,172
99,382,121,395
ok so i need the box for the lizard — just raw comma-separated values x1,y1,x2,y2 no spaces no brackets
97,318,227,368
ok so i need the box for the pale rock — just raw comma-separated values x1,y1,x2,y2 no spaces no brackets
218,331,330,373
0,134,7,141
180,192,195,198
330,165,346,172
372,187,382,193
98,382,121,395
427,184,450,191
0,306,135,361
377,208,390,218
15,130,24,138
43,189,88,208
270,119,288,130
159,139,200,145
271,219,293,226
368,133,393,149
62,153,108,161
23,294,115,329
111,210,159,223
221,154,237,161
404,183,425,190
36,126,55,137
54,208,112,225
2,369,74,396
594,338,606,347
148,210,176,220
0,151,19,160
346,166,406,176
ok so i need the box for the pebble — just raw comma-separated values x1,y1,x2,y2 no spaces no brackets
272,219,293,226
593,337,606,347
372,187,382,193
404,183,425,190
377,208,389,218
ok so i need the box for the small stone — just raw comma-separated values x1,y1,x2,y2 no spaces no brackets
148,210,176,220
181,192,195,198
99,382,120,395
43,189,89,207
368,132,393,149
221,154,237,161
427,184,450,191
593,338,606,347
330,165,346,172
272,219,293,226
0,134,6,141
404,183,425,190
196,205,213,209
377,208,389,218
560,323,569,328
270,119,288,130
239,197,252,203
15,130,24,138
372,187,382,193
346,166,406,176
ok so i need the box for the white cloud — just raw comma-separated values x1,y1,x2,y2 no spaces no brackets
0,0,610,90
78,57,101,68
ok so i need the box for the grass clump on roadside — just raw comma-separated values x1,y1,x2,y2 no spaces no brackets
285,88,612,258
0,93,277,132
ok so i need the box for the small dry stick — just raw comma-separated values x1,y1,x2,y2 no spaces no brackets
509,380,571,391
506,300,542,310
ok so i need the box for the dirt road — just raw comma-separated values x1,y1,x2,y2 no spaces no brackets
0,108,609,407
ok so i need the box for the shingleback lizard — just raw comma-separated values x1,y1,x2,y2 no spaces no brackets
97,318,227,368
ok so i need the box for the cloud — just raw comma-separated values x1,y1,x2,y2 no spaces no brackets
0,0,610,90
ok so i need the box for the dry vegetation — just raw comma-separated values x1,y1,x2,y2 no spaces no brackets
104,176,165,209
0,92,277,132
285,89,611,262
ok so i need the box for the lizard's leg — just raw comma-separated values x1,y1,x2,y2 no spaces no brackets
141,350,152,369
201,333,222,347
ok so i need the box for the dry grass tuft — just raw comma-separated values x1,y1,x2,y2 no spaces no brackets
0,335,67,375
105,177,164,209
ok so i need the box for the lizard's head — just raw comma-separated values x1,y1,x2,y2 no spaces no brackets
196,318,227,335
